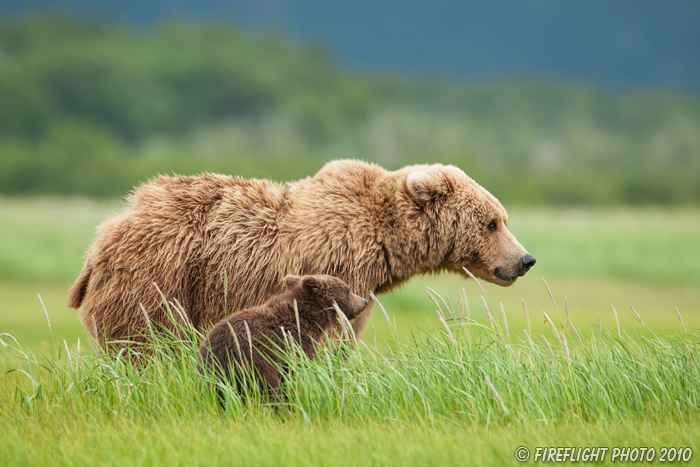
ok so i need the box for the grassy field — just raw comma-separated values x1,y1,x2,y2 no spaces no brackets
1,197,699,465
2,309,698,466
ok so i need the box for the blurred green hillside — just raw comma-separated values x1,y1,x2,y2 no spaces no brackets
1,15,699,204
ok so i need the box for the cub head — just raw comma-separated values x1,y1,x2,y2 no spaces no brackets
282,274,368,321
401,164,536,286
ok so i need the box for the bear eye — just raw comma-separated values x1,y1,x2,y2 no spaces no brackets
487,220,498,232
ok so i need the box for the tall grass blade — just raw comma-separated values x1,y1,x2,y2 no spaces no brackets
500,303,510,339
629,305,647,328
611,304,621,338
676,307,687,334
370,292,391,326
522,299,531,337
462,267,486,296
37,294,50,331
484,374,507,414
541,277,562,327
481,296,500,337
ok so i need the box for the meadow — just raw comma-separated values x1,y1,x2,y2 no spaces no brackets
1,197,699,465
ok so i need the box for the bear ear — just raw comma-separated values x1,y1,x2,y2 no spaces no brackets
301,276,322,291
282,275,302,290
406,169,452,205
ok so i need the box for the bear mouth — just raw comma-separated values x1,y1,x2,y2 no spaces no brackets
494,267,520,284
348,311,362,320
348,303,368,320
340,301,368,321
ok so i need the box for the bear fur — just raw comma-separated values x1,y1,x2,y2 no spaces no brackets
198,274,367,399
68,159,534,345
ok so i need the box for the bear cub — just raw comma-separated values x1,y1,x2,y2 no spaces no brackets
198,274,368,401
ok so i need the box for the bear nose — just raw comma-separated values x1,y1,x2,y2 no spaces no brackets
364,299,369,306
520,254,536,273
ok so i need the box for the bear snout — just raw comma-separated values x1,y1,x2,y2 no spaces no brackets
494,253,536,284
344,293,369,320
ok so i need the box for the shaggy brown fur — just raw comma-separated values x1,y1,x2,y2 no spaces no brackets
198,274,367,398
68,159,534,345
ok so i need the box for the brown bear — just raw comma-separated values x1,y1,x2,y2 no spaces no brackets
68,160,535,345
198,274,368,400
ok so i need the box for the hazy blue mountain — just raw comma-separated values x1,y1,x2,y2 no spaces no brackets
2,0,699,88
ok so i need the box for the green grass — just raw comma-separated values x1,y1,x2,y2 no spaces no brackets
1,197,699,465
1,298,698,466
3,416,697,466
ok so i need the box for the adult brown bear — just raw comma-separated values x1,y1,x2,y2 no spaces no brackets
68,160,535,345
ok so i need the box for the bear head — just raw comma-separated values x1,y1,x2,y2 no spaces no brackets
282,274,369,323
400,164,535,286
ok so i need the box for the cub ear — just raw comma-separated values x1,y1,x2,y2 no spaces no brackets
301,276,322,291
406,169,452,205
282,275,302,289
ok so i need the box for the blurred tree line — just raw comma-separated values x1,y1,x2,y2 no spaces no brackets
1,14,699,205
